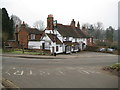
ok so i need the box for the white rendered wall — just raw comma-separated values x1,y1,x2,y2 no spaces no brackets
28,41,41,49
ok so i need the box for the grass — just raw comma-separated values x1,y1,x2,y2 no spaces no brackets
3,49,50,55
0,48,2,53
110,63,120,70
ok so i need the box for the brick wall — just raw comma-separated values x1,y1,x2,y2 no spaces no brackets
47,14,54,30
87,37,93,46
29,34,42,40
18,28,28,48
36,34,42,40
6,41,18,48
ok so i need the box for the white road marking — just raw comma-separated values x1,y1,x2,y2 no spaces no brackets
59,71,64,75
87,70,101,74
14,70,24,75
47,72,50,75
21,70,24,75
82,70,90,74
40,71,45,75
5,72,10,75
5,68,11,75
30,70,32,75
12,67,16,69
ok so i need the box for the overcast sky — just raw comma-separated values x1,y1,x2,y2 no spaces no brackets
0,0,119,29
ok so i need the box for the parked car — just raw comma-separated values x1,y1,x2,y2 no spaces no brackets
107,48,115,52
99,48,106,52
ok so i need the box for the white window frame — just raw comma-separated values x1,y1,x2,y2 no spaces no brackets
31,34,35,40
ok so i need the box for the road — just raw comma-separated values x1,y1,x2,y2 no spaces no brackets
2,52,118,88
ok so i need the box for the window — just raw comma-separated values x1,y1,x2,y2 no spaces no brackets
56,46,59,51
83,38,85,41
31,34,35,40
75,38,77,42
66,37,69,41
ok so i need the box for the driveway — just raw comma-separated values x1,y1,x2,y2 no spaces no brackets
2,51,118,88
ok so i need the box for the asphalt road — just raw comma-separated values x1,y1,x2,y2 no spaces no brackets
2,52,118,88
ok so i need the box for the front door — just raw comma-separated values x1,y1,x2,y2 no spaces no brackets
42,43,45,49
52,47,54,54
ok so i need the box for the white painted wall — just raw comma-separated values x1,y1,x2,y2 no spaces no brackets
79,38,87,45
28,41,41,49
69,37,73,41
45,30,54,34
40,33,64,54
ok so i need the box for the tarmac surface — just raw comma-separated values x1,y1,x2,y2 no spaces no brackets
1,51,119,88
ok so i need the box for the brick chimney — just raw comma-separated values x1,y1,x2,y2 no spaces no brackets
20,21,26,32
70,19,75,27
77,21,80,29
47,14,54,30
16,25,18,33
21,21,26,27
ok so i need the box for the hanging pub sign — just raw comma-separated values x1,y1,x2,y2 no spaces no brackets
53,20,57,29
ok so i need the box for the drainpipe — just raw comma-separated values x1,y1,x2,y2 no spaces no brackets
53,20,57,56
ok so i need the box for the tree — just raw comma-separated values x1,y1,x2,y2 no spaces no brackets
33,20,45,30
82,23,90,30
11,15,22,31
106,26,114,43
94,22,104,40
87,24,94,37
9,17,14,39
2,8,14,41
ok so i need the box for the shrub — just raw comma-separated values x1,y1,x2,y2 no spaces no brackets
110,63,120,70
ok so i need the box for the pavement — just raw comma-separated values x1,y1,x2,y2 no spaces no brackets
2,51,118,59
2,53,75,59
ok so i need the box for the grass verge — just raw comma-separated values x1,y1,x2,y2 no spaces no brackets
103,63,120,77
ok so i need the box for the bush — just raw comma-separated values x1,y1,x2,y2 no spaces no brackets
86,46,99,52
110,63,120,70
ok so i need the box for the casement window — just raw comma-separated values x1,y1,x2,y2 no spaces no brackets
31,34,35,40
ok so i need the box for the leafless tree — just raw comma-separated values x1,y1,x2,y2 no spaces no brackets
33,20,45,30
82,23,90,29
94,22,104,40
11,15,22,28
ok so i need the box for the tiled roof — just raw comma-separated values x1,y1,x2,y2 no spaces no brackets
63,41,79,46
25,28,44,34
46,34,63,44
63,41,72,46
57,24,90,38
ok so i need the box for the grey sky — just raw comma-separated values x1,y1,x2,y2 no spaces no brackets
0,0,119,29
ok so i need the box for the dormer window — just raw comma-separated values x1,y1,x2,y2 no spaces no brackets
31,34,35,40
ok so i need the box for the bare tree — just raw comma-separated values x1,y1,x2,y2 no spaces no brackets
94,22,104,40
11,15,22,28
82,23,90,29
33,20,45,30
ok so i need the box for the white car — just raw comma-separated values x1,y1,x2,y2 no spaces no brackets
107,48,114,52
99,48,106,51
